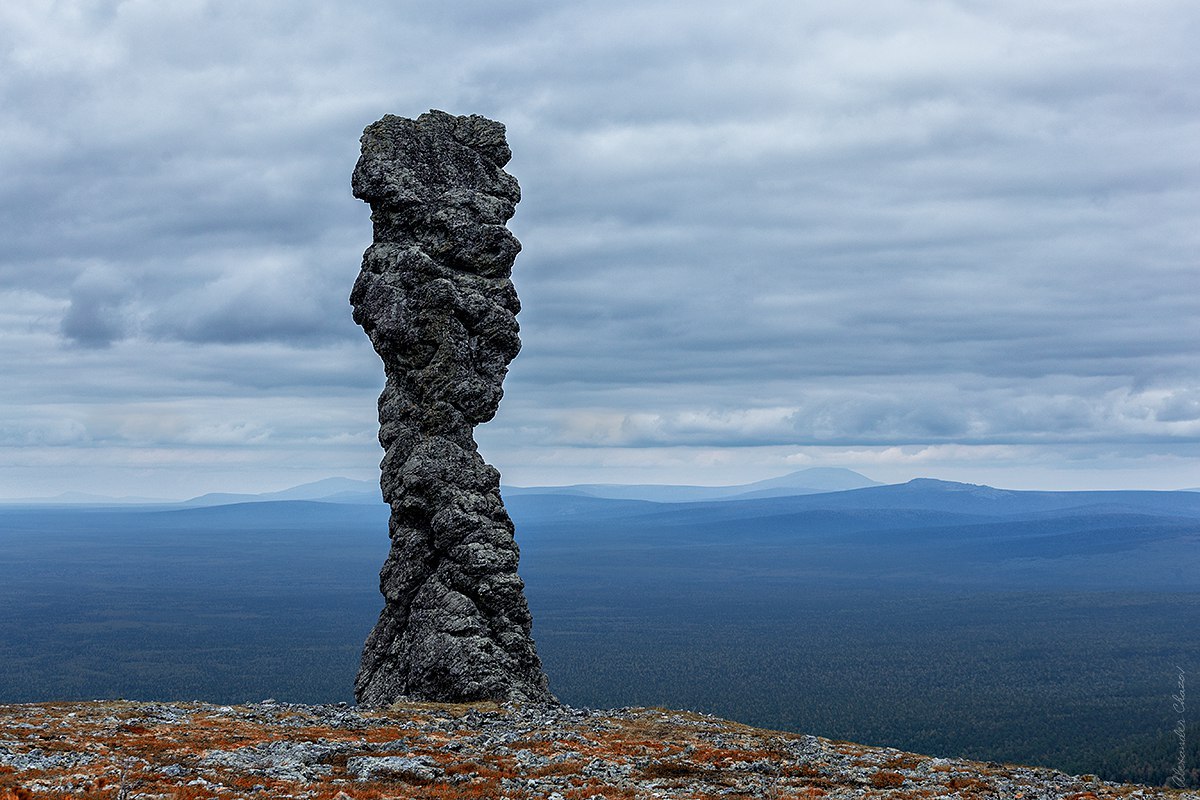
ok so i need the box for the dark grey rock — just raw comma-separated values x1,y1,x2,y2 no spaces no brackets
350,110,553,706
346,754,441,782
0,745,94,771
201,740,347,782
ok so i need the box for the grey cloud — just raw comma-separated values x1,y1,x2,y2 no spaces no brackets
60,266,133,347
145,254,359,346
487,378,1200,452
1155,391,1200,423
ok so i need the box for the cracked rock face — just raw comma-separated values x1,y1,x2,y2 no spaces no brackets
350,111,553,706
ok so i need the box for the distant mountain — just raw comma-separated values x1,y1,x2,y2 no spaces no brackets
502,467,880,503
0,478,382,507
9,471,1197,512
787,478,1200,517
508,477,1200,525
183,477,380,507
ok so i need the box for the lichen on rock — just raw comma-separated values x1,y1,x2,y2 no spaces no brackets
349,110,553,706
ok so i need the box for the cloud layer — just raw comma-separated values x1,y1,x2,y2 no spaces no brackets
1,0,1198,496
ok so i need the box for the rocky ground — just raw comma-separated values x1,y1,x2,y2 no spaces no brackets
0,700,1194,800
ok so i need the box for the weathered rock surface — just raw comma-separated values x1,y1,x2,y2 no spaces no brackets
349,110,552,705
3,700,1195,799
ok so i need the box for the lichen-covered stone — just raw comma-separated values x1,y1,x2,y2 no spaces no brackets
3,701,1190,799
350,110,553,706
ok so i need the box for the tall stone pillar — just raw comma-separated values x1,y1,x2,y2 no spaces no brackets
349,110,553,706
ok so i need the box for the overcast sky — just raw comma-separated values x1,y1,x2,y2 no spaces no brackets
2,0,1198,498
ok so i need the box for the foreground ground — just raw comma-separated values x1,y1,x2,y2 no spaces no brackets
0,700,1194,799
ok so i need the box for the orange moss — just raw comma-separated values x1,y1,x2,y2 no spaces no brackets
422,782,506,800
440,759,519,781
945,775,991,791
359,726,417,744
883,754,924,770
871,769,906,788
638,760,722,782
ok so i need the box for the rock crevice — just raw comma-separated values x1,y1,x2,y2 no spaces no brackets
350,110,552,706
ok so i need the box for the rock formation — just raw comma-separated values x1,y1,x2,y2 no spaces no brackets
349,110,553,705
